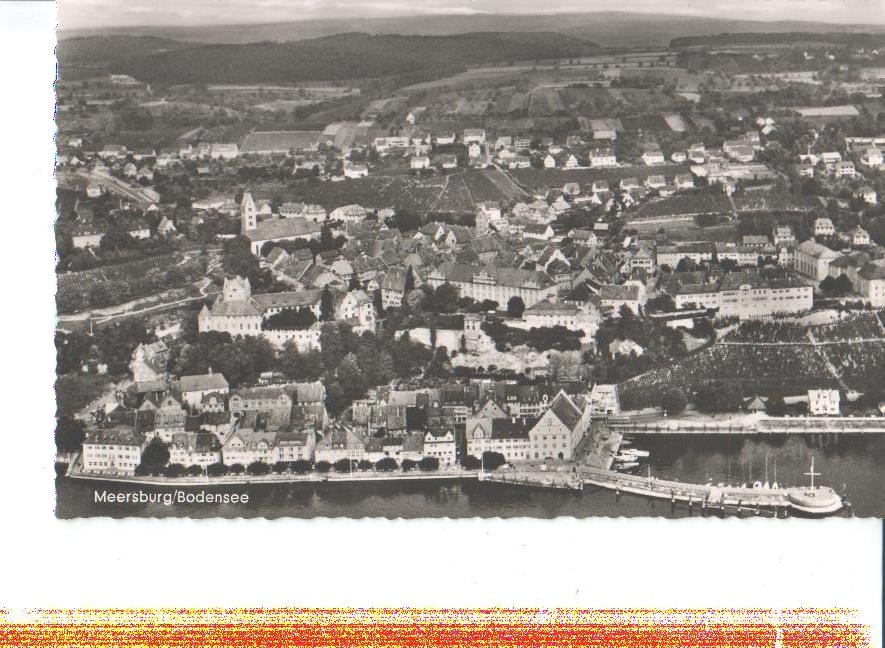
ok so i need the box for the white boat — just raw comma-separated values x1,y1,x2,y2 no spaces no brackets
615,453,638,462
616,461,639,470
629,449,650,458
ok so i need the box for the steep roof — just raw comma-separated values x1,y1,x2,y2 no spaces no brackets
180,372,229,393
547,393,582,430
245,217,322,242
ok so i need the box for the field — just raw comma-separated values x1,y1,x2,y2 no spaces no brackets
57,254,177,292
510,164,689,192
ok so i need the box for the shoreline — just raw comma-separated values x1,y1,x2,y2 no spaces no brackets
64,468,479,488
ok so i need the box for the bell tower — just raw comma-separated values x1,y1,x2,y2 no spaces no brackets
240,191,257,232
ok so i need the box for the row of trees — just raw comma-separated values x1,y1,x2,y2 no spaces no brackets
134,455,444,478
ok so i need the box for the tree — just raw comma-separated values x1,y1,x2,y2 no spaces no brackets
418,456,440,471
375,457,398,471
273,460,290,473
766,394,787,417
401,458,418,471
263,307,317,330
461,455,482,469
507,296,526,318
207,462,228,477
482,451,507,470
247,461,270,476
676,256,699,272
187,464,204,476
314,460,332,473
694,381,742,413
692,317,716,339
820,273,853,296
141,438,170,468
290,459,312,474
333,458,353,473
228,463,245,475
357,459,373,471
163,463,186,478
320,286,335,321
645,294,676,313
660,387,688,415
54,417,86,453
56,331,91,375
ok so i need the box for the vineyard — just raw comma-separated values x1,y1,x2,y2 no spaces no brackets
57,254,177,292
618,310,885,410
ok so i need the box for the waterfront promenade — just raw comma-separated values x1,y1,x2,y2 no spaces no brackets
67,463,478,488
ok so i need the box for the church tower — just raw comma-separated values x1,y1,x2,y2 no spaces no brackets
240,191,257,232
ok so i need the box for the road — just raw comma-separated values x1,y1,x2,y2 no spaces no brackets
76,168,156,208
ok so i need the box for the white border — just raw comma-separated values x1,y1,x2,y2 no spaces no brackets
0,3,880,639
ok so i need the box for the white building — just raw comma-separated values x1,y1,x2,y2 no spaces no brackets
718,271,812,319
527,391,591,461
794,239,840,280
81,428,143,475
808,389,840,416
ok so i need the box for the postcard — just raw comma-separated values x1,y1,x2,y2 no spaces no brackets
53,0,885,519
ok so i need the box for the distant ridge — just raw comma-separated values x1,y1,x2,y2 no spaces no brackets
671,31,885,48
73,32,600,85
59,11,885,48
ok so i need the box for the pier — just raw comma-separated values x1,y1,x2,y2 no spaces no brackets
606,415,885,435
578,463,843,516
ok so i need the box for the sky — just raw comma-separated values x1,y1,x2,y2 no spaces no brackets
58,0,885,30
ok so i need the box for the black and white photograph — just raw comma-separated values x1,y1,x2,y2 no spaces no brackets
53,0,885,519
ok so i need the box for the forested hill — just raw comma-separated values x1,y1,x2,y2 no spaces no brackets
58,35,198,69
103,32,600,85
671,32,885,49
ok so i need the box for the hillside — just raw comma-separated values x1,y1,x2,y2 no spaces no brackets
671,31,885,48
103,32,600,85
58,35,197,68
59,12,885,48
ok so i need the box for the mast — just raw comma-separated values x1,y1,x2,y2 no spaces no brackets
805,456,821,490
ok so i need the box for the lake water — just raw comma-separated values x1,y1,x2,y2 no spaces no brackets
55,434,885,518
